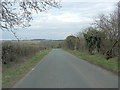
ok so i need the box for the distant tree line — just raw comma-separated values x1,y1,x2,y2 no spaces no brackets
60,3,119,60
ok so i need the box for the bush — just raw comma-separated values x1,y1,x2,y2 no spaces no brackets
2,41,46,64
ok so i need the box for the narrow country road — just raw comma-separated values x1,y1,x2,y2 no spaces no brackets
14,49,118,88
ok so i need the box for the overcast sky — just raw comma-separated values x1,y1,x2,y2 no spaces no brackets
2,0,119,40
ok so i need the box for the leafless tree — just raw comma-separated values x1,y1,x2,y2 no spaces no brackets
0,0,61,39
93,5,119,59
118,1,120,62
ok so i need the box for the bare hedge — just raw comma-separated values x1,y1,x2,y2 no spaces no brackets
2,41,46,64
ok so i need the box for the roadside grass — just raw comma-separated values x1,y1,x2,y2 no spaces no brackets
2,48,52,88
63,49,119,73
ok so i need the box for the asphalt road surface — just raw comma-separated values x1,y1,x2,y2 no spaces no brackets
14,49,118,88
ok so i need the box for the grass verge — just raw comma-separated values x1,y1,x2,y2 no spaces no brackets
2,48,52,88
63,49,119,74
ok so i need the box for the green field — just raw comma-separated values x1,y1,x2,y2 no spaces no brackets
2,49,52,88
63,49,119,74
